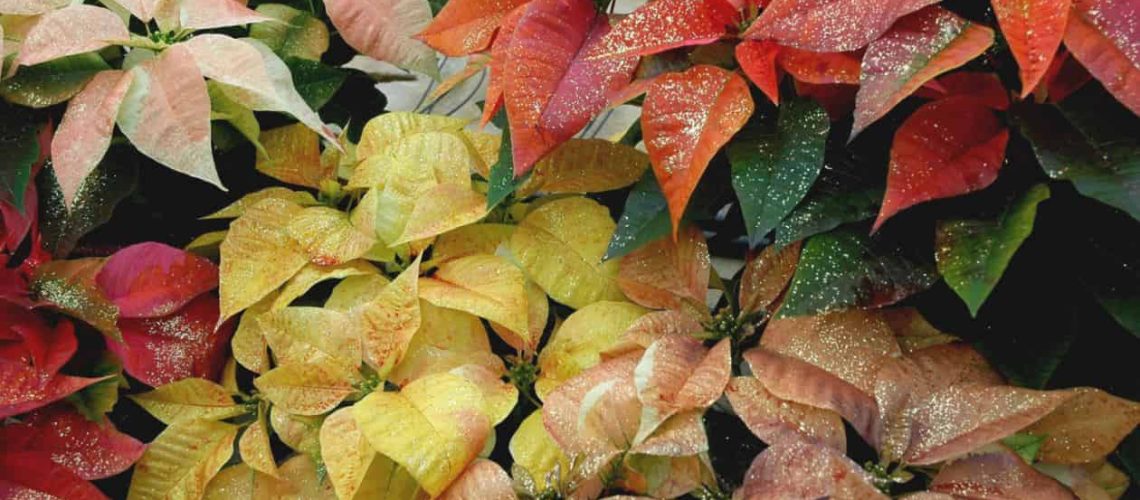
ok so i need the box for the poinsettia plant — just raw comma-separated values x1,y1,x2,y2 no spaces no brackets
1,0,1138,498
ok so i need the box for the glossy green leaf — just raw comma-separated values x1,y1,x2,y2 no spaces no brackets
774,187,881,250
1015,89,1140,221
0,53,109,108
286,57,348,111
935,184,1051,317
250,4,330,61
729,98,830,246
778,225,938,318
486,110,524,209
1002,433,1046,464
0,104,39,209
605,171,671,261
38,147,139,257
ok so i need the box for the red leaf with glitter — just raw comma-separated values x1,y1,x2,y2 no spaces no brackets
736,40,781,104
0,306,102,419
992,0,1071,97
852,7,994,137
504,0,638,175
913,71,1010,110
873,96,1010,232
480,4,525,128
0,362,105,420
0,452,107,500
108,294,235,387
743,0,941,52
1063,0,1140,114
0,406,145,480
416,0,531,56
778,48,862,85
642,65,754,235
586,0,738,60
96,242,218,319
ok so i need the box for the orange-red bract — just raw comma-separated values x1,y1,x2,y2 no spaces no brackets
586,0,738,60
852,6,994,137
1063,0,1140,114
0,405,145,480
744,0,940,52
504,0,637,175
480,4,525,128
992,0,1071,97
735,40,781,104
913,71,1011,110
777,48,862,85
642,65,754,236
417,0,530,56
873,96,1010,232
0,306,104,419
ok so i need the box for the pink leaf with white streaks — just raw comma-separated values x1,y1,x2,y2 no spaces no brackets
52,70,134,209
505,0,638,175
633,336,730,441
116,45,223,190
16,5,127,67
324,0,439,77
180,35,336,144
726,376,848,451
929,446,1074,498
0,0,68,16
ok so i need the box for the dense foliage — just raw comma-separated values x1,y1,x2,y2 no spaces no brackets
1,0,1138,498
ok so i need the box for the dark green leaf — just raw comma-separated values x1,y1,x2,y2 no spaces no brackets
0,104,40,210
729,98,829,246
605,170,672,261
486,110,525,208
1118,429,1140,485
1014,89,1140,221
0,53,109,108
935,184,1051,317
976,325,1074,389
38,148,138,258
285,57,348,110
1001,433,1046,463
774,186,881,249
777,225,938,318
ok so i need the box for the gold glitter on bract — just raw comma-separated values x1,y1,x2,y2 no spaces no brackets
735,441,887,499
618,225,710,313
738,241,801,315
504,0,637,175
417,0,530,56
874,96,1009,232
31,257,121,341
1064,0,1140,115
853,6,994,137
929,446,1076,498
726,376,847,452
585,0,737,61
744,0,939,52
642,65,753,236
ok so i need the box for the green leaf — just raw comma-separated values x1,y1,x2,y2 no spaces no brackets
935,184,1051,317
1118,429,1140,485
251,4,330,61
208,81,265,155
0,53,109,108
38,148,138,258
286,57,348,110
777,225,938,318
604,170,671,261
66,352,127,421
0,104,40,210
1001,433,1046,463
729,98,829,246
1014,89,1140,221
486,110,525,209
774,186,881,250
1097,295,1140,339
